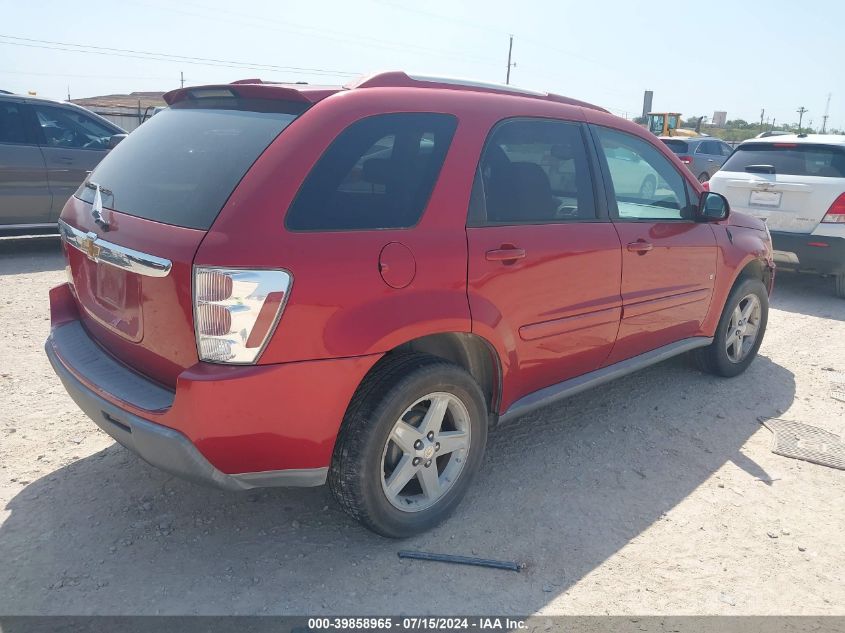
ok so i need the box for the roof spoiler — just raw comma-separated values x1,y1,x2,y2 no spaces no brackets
163,81,338,106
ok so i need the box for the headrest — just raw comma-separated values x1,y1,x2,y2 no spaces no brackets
362,158,394,185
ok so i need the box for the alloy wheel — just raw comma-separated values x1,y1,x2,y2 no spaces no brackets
725,293,762,363
380,392,471,512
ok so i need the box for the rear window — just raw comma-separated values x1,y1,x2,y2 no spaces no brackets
285,113,457,231
77,98,305,230
661,139,689,154
721,143,845,178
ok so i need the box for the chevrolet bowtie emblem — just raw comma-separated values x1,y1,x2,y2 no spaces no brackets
80,232,101,261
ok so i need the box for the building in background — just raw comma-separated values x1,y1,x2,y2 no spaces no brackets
712,111,727,128
70,92,166,131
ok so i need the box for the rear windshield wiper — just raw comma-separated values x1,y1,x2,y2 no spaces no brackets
745,164,776,174
84,181,113,196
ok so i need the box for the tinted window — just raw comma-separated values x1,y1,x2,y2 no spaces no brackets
472,118,595,225
697,141,718,154
661,139,689,154
595,126,689,221
721,143,845,177
78,102,302,230
0,102,27,144
286,113,456,231
719,142,733,157
33,105,115,149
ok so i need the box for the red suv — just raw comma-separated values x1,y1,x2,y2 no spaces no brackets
46,72,775,537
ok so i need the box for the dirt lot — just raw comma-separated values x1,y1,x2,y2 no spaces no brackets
0,236,843,616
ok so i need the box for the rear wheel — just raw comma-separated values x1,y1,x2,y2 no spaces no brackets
329,353,488,537
692,277,769,377
835,274,845,299
698,171,710,183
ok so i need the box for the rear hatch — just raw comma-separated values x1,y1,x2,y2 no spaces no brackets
660,138,689,155
709,141,845,233
60,89,309,387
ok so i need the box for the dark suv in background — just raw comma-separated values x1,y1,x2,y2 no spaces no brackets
0,92,125,229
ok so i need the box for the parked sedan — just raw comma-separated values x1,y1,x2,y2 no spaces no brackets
660,137,733,183
0,92,125,229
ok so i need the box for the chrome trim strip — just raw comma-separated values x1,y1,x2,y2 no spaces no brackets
58,219,172,278
0,222,56,230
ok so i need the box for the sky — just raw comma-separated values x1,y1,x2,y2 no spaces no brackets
1,0,843,130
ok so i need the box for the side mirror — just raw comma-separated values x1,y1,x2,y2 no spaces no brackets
697,191,730,222
107,134,127,149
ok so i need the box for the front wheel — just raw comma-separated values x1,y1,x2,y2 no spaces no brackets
329,353,488,537
692,277,769,377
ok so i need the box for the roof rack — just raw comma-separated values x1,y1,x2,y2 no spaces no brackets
344,71,608,113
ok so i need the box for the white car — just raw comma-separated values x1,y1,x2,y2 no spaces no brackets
708,134,845,297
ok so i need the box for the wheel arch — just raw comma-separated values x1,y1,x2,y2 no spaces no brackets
385,332,503,421
733,257,773,292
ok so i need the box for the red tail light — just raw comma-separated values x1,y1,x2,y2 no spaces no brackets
822,193,845,223
701,181,710,191
679,155,693,165
193,267,292,364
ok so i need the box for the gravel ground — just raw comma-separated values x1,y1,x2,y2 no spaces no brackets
0,236,843,615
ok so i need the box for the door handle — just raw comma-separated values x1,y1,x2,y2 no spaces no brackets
56,156,74,164
627,240,653,255
486,246,526,263
707,158,715,162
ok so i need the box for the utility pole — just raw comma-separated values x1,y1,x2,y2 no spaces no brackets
760,108,765,126
796,106,808,134
771,117,776,131
66,85,70,101
505,35,515,85
822,93,832,133
180,71,185,88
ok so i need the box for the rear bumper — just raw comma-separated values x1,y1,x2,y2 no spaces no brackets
46,283,382,489
46,341,310,490
771,231,845,275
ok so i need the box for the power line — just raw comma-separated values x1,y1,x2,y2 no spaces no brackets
0,35,360,78
0,68,182,81
129,0,502,68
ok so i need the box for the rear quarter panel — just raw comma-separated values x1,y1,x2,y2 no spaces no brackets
198,89,593,367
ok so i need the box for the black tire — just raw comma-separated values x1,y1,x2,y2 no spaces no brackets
835,274,845,299
692,277,769,377
698,172,710,183
329,352,488,538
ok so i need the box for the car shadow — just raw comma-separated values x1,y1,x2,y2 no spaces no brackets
0,353,795,615
0,236,62,276
770,270,845,322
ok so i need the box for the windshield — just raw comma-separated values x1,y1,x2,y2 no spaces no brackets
648,114,665,135
721,143,845,177
34,105,117,150
77,100,305,229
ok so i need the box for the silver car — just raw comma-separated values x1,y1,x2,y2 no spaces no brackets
659,137,733,183
0,92,125,229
